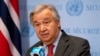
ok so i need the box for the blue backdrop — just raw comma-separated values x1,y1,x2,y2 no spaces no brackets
19,0,100,56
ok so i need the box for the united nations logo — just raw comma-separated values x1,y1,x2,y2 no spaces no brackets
66,0,83,16
21,22,35,37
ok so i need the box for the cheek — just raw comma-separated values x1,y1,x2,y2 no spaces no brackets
36,31,42,39
51,23,59,30
35,29,40,36
48,24,58,34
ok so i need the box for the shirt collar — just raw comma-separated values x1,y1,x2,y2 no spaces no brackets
53,30,62,47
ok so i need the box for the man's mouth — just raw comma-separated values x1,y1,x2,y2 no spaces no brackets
41,33,49,38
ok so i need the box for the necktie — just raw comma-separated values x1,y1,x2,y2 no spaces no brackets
47,44,54,56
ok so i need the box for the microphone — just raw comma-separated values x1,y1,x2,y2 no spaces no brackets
30,46,45,56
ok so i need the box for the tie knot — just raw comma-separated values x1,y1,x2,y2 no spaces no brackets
47,44,54,49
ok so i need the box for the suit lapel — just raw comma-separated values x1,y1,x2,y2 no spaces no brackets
55,30,69,56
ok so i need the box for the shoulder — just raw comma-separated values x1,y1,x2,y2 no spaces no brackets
68,35,88,43
61,30,89,46
67,34,90,49
61,30,89,44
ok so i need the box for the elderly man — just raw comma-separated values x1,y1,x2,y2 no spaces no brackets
26,4,91,56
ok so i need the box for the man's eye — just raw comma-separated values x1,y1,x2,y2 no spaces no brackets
44,21,49,24
44,20,51,24
34,23,40,26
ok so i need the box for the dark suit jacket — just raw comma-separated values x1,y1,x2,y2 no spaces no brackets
26,30,91,56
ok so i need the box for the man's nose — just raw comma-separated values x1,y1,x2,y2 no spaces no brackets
40,24,46,32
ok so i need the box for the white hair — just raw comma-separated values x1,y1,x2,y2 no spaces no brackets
30,4,60,22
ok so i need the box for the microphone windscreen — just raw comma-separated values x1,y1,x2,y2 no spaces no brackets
30,46,45,56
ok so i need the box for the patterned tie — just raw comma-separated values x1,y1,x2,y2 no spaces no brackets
47,44,54,56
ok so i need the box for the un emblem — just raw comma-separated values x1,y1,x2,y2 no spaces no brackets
66,0,83,16
21,22,35,37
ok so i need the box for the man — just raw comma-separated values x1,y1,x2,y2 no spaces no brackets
26,4,91,56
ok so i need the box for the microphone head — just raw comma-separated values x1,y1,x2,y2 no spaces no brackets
30,46,45,56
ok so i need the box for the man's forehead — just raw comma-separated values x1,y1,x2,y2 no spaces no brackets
34,9,52,16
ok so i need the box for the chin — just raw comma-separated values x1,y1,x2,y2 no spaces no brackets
42,39,51,43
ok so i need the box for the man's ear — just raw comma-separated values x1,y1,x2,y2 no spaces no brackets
57,20,61,29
